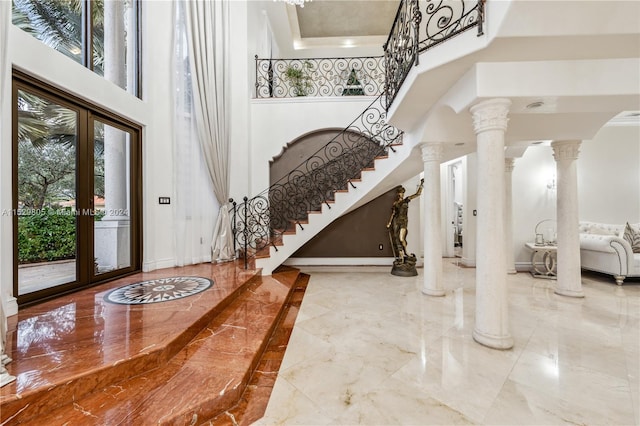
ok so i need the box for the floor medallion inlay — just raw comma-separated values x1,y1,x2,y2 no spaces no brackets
105,276,213,305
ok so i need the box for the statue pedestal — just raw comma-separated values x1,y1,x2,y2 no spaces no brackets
391,256,418,277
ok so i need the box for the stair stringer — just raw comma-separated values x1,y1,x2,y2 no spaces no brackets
256,137,421,275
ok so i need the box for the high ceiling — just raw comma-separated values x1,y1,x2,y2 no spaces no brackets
296,0,398,38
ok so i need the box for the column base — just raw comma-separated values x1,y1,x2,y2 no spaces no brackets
554,287,585,298
472,328,514,350
422,287,445,297
507,268,517,274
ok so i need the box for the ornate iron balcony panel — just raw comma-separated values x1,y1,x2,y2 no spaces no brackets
255,56,385,98
384,0,420,110
418,0,483,53
384,0,485,110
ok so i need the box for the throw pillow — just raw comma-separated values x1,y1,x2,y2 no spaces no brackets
623,222,640,253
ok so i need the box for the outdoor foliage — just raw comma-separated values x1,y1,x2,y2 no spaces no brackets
18,208,105,264
18,208,76,263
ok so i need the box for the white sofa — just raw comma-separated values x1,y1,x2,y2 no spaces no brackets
579,221,640,285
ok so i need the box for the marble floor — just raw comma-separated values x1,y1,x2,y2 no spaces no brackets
257,261,640,425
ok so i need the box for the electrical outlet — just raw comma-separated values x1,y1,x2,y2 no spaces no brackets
378,244,383,250
159,197,171,205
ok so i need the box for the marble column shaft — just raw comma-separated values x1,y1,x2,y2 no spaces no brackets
505,158,517,274
470,98,513,350
551,140,584,298
421,143,445,296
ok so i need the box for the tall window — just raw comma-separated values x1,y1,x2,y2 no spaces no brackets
12,0,140,96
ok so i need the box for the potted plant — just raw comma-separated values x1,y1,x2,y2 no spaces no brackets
284,61,313,96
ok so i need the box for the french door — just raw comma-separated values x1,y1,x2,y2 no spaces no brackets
13,73,142,306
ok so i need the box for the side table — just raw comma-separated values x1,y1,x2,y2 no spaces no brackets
524,242,557,279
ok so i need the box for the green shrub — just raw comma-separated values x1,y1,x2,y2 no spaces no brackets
18,208,77,264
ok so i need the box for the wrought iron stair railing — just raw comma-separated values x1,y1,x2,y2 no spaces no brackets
231,94,402,269
384,0,486,109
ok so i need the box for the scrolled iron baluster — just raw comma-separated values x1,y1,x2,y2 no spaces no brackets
477,0,485,36
229,198,237,255
243,196,248,269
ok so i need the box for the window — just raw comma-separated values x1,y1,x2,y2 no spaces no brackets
12,0,140,96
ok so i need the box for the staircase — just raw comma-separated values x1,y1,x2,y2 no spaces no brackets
232,95,424,275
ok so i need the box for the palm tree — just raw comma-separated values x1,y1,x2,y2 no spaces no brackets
12,0,105,73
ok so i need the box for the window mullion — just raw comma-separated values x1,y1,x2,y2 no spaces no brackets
83,0,93,71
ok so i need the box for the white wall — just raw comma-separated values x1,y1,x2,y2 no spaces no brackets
579,125,640,224
512,145,557,267
511,124,640,268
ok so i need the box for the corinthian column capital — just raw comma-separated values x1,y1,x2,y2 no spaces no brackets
470,98,511,134
551,140,581,162
420,142,444,163
504,158,515,173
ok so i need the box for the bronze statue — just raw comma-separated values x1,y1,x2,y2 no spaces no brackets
387,178,424,276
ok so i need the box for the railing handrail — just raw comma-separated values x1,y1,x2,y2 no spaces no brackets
256,55,384,62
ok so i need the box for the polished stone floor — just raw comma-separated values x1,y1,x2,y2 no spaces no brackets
257,261,640,425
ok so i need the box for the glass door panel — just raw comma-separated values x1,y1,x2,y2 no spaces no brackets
16,89,78,295
93,120,131,275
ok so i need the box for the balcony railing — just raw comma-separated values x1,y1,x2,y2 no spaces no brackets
255,56,385,98
384,0,485,109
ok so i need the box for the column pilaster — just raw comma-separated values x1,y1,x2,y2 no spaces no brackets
469,98,513,350
421,142,445,296
551,140,584,298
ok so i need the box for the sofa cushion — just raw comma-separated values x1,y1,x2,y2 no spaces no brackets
588,225,617,235
623,222,640,253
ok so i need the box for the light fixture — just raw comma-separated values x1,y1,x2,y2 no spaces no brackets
526,101,544,110
546,173,556,191
274,0,311,7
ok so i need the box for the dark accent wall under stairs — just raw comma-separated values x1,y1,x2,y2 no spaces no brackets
291,188,397,258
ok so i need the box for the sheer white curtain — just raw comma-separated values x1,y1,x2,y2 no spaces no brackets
173,2,219,266
182,0,234,262
0,0,16,387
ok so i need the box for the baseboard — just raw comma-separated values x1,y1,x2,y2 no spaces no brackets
142,258,176,272
284,257,398,266
4,295,18,317
461,257,476,268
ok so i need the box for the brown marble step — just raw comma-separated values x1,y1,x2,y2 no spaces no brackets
0,262,261,424
208,271,310,425
18,267,301,426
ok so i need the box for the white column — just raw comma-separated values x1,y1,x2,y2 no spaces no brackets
421,142,445,296
551,140,584,298
505,158,517,274
96,1,131,272
470,98,513,350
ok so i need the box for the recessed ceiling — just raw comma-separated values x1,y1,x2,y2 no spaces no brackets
296,0,398,38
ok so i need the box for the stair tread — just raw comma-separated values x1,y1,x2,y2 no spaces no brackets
21,271,299,426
